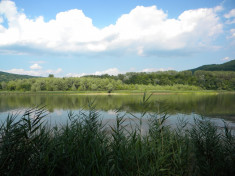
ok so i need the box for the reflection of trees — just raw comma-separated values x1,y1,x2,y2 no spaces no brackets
0,94,235,118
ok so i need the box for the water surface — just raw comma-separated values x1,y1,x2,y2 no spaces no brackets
0,93,235,128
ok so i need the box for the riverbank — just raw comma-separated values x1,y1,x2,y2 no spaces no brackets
0,89,231,95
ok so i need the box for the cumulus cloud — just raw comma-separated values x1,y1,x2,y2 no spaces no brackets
5,68,62,76
46,68,63,75
66,73,86,77
230,29,235,38
227,28,235,44
30,63,42,70
93,68,120,76
5,69,42,76
7,61,57,76
224,9,235,18
66,68,121,77
30,60,45,64
142,68,173,72
221,57,230,61
0,0,223,56
225,19,235,24
224,9,235,24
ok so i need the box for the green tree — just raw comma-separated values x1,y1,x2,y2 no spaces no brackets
48,74,54,78
107,83,114,93
71,84,77,91
7,81,16,91
1,81,6,90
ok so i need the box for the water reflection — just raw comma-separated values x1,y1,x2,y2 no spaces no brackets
0,93,235,123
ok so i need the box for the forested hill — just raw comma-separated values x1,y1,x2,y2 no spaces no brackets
0,71,36,82
190,60,235,72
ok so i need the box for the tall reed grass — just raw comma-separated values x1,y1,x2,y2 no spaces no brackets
0,96,234,175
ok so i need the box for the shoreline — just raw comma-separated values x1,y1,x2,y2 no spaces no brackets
0,90,233,96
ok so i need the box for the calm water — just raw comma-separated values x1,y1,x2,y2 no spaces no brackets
0,93,235,128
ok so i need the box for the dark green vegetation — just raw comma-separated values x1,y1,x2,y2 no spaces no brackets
191,60,235,72
0,99,235,175
88,70,235,90
0,76,202,92
1,70,235,92
0,60,234,91
0,71,37,82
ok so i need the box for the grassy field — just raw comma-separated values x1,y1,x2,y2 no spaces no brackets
0,96,235,175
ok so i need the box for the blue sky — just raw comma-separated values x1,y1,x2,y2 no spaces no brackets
0,0,234,77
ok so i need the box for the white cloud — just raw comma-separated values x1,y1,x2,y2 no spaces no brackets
30,63,42,70
230,29,235,38
30,60,45,64
46,68,62,75
213,6,224,12
5,68,62,76
93,68,120,76
0,1,223,56
66,68,121,77
66,73,86,77
221,57,230,61
224,9,235,24
225,19,235,24
227,28,235,45
142,68,173,72
5,69,41,76
224,9,235,18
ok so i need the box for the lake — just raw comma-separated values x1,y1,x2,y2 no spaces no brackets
0,93,235,129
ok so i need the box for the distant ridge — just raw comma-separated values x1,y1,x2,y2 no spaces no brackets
190,60,235,72
0,71,37,82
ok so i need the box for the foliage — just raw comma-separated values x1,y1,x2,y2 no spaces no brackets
87,70,235,90
48,74,54,78
0,71,37,82
0,103,235,175
191,60,235,72
190,117,235,176
0,76,203,92
1,69,235,91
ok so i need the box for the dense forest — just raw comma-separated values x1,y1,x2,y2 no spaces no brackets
87,70,235,90
0,70,234,91
190,60,235,72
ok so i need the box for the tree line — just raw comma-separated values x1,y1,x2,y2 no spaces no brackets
0,70,234,92
0,76,200,92
86,70,235,90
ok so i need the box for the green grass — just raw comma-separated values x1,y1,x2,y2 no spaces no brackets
0,97,235,175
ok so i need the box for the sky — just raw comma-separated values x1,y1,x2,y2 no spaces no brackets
0,0,235,77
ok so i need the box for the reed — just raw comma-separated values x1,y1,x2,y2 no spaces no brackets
0,100,234,175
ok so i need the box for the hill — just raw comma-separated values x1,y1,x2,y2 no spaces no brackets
0,71,37,82
190,60,235,72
